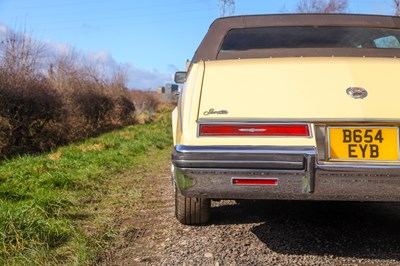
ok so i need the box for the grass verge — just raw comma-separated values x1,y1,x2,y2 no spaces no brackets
0,110,172,265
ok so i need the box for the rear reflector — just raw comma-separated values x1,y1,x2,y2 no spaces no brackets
232,178,278,186
199,124,310,137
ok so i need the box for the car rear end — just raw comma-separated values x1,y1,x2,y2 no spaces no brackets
172,14,400,224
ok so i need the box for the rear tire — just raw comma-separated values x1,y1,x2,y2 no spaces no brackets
175,187,211,225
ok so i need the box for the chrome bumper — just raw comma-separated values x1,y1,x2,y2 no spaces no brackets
172,145,400,202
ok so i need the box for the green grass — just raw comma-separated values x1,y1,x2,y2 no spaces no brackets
0,111,173,265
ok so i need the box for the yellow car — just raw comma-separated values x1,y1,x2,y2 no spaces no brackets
172,14,400,225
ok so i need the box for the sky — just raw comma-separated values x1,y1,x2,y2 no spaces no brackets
0,0,396,89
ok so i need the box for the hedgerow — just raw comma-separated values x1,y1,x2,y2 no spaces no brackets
0,27,163,157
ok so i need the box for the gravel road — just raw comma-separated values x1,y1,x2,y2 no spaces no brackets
101,168,400,266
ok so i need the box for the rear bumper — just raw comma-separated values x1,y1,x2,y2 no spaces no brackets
172,145,400,202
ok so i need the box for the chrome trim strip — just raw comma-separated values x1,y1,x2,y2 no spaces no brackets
176,167,307,173
174,159,303,166
317,162,400,169
175,145,316,155
327,126,331,159
173,159,304,170
197,118,400,123
306,154,316,193
315,125,327,161
173,145,310,170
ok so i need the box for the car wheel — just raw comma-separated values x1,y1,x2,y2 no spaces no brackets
175,187,211,225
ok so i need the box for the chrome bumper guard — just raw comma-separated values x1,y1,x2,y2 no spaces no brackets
172,145,400,202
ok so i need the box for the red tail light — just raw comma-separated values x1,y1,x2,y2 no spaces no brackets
199,124,310,137
232,178,278,186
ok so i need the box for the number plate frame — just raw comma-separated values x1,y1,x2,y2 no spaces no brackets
327,126,400,162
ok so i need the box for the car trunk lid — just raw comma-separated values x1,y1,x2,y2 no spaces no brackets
198,57,400,121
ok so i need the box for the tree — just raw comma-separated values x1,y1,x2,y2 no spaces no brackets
393,0,400,16
0,28,47,81
218,0,235,17
296,0,348,13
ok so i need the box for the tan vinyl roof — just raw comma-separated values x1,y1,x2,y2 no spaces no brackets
192,14,400,62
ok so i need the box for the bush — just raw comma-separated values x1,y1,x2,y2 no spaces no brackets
0,27,162,157
0,73,63,156
111,93,136,125
130,90,162,114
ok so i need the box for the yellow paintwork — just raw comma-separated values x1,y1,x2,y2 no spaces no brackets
173,62,205,146
173,57,400,147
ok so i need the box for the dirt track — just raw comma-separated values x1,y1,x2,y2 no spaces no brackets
98,160,400,266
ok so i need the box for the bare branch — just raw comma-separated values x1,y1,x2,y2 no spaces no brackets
218,0,235,17
296,0,348,13
394,0,400,16
0,28,48,81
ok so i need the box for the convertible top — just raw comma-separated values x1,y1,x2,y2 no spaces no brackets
193,14,400,62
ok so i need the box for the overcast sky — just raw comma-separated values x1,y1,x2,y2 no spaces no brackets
0,0,395,89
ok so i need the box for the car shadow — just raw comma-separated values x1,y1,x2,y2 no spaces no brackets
211,200,400,260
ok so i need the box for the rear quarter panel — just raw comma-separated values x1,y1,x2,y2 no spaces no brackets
174,62,205,145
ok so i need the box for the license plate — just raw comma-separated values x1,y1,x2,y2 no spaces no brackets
328,127,399,161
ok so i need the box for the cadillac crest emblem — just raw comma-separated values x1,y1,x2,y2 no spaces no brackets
346,87,368,99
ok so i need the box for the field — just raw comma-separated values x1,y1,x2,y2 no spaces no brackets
0,110,172,265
